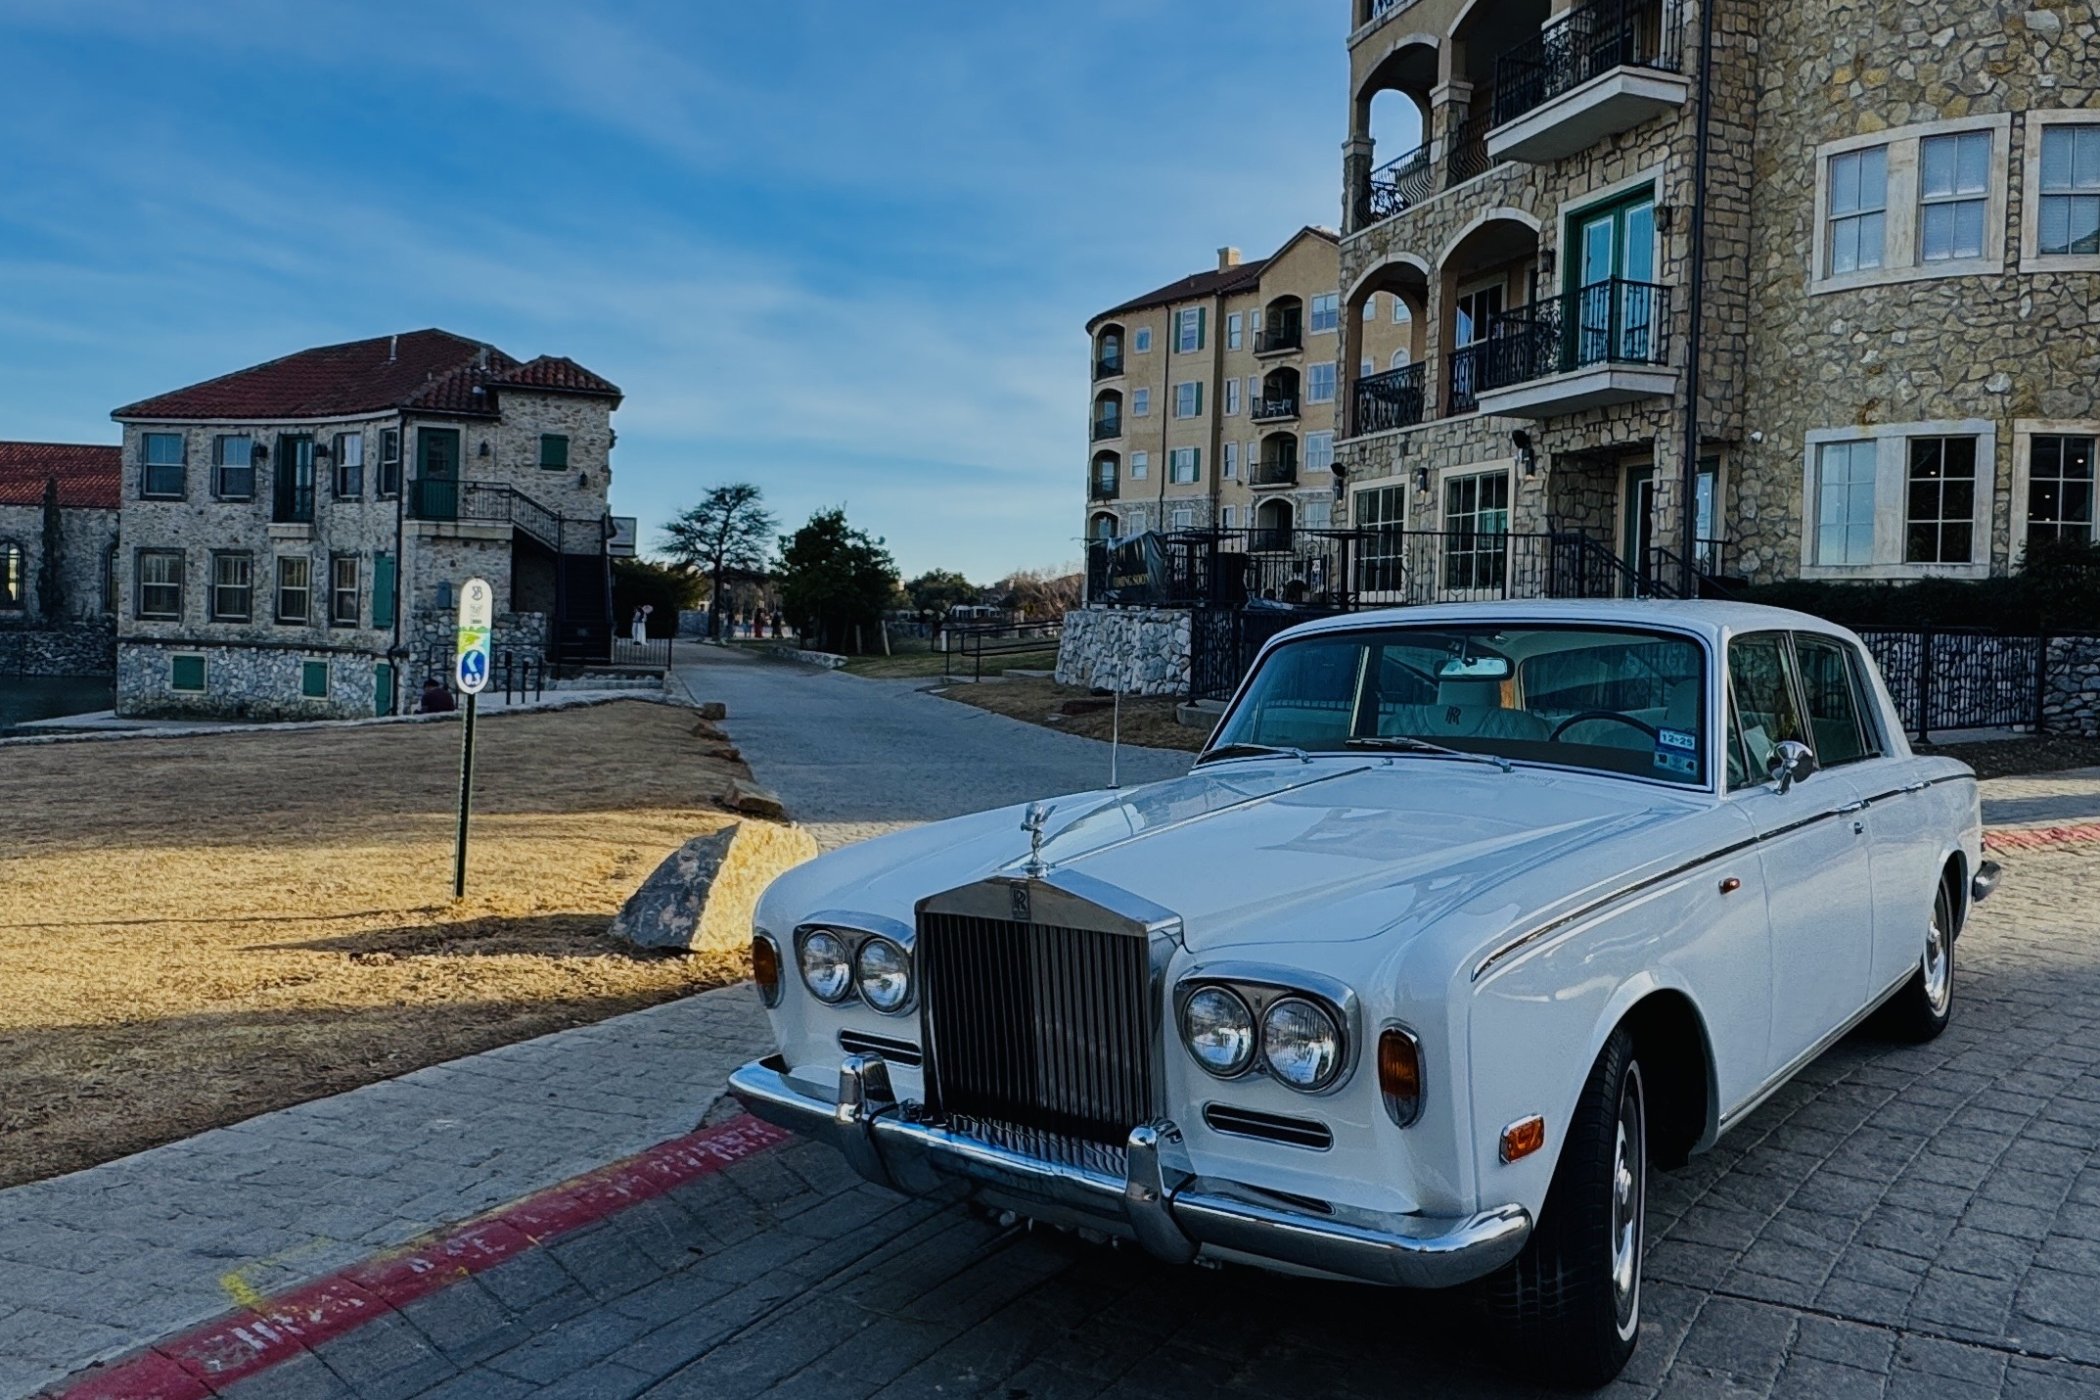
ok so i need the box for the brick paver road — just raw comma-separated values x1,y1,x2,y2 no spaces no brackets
207,842,2100,1399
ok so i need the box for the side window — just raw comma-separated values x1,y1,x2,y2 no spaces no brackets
1727,632,1805,783
1793,634,1875,766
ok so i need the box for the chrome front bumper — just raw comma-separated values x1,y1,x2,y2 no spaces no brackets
727,1052,1531,1290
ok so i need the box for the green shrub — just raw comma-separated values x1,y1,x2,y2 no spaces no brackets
1732,538,2100,631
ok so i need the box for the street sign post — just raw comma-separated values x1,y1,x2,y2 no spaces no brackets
452,578,493,898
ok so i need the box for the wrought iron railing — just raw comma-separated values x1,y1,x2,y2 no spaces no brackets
1256,320,1303,354
1253,453,1299,487
1357,143,1436,227
1251,395,1300,422
1478,278,1673,392
272,483,314,524
1354,528,1635,604
1444,109,1496,188
1643,538,1735,596
1352,363,1427,435
1094,354,1123,380
1089,470,1119,502
1492,0,1685,129
1446,345,1485,415
408,479,567,553
1092,415,1122,441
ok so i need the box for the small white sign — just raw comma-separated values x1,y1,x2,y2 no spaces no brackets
608,516,638,558
455,577,493,694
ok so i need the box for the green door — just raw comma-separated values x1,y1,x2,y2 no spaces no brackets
416,427,461,519
1571,193,1656,364
374,661,395,717
1623,465,1656,596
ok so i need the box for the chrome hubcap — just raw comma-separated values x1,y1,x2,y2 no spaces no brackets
1924,910,1951,1015
1610,1064,1645,1336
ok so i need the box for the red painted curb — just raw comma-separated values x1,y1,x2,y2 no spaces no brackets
43,1114,790,1398
1984,821,2100,851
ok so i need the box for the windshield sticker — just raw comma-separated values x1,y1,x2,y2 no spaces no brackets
1653,749,1698,776
1657,727,1697,752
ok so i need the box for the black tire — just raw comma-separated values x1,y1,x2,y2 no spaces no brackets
1882,882,1955,1042
1485,1026,1646,1389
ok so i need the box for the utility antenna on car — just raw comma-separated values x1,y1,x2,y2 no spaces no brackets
1109,686,1121,790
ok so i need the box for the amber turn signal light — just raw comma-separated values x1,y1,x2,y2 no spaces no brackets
1500,1114,1546,1163
1378,1027,1423,1127
752,934,783,1007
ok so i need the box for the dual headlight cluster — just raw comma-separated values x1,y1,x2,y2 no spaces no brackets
778,927,913,1014
1179,983,1348,1093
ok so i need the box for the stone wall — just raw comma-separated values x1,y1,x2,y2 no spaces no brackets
405,607,547,688
1054,606,1192,697
0,620,116,676
2045,635,2100,738
116,641,385,721
0,503,120,622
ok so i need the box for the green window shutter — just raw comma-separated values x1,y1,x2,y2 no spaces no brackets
1194,383,1203,416
301,660,330,698
374,662,395,717
171,655,205,692
539,434,569,469
1192,448,1202,481
1196,307,1206,350
372,552,396,627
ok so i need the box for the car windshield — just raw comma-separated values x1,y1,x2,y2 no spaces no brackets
1208,623,1710,787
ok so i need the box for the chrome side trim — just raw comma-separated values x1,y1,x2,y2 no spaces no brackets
728,1053,1531,1290
1714,969,1912,1133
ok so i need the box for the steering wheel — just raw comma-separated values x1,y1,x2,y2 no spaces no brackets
1550,711,1662,742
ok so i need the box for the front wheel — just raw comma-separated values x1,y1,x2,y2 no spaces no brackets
1484,1026,1646,1388
1881,883,1955,1042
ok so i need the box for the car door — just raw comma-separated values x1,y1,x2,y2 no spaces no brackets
1726,631,1876,1080
1795,631,1940,998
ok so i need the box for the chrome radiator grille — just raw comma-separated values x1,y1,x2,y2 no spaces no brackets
918,910,1155,1146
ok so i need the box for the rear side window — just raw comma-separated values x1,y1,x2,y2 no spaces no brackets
1793,634,1876,766
1726,632,1806,786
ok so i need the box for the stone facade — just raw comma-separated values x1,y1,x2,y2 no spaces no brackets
0,501,120,626
1054,606,1192,696
2045,634,2100,738
0,619,116,676
1334,0,2100,593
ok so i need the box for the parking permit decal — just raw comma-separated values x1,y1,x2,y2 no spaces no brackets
1657,727,1697,752
1654,749,1698,775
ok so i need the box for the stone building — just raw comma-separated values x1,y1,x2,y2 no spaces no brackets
110,329,623,720
0,442,121,675
1335,0,2100,593
1083,229,1410,551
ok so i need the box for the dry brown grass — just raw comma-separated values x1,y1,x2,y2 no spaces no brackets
0,700,774,1187
934,678,1209,752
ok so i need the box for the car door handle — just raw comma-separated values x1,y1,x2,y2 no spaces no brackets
1835,800,1867,814
1901,782,1928,794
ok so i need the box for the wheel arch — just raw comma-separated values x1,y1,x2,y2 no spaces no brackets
1939,847,1970,935
1612,989,1718,1168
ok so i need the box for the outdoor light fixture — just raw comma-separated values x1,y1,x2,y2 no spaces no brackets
1512,430,1537,477
479,440,491,457
1414,466,1430,493
252,443,269,462
1537,248,1556,279
1657,204,1677,234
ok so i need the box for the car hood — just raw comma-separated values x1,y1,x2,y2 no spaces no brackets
761,757,1704,954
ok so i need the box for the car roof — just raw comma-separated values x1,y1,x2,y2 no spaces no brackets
1275,599,1857,648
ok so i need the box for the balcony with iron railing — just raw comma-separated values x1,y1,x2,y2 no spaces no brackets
1356,143,1435,229
1089,468,1119,502
1252,450,1299,488
1351,362,1428,436
272,481,314,525
1474,278,1675,417
1488,0,1688,163
1094,353,1124,380
1255,318,1304,356
1091,413,1122,441
1251,394,1300,423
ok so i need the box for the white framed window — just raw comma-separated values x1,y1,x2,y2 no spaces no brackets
1173,382,1202,418
1226,312,1243,350
1361,296,1379,321
1169,448,1199,483
1361,358,1375,377
1176,307,1203,353
1306,362,1337,403
1133,326,1152,353
1826,147,1887,275
1354,483,1410,593
275,555,311,624
1225,378,1241,415
1129,450,1149,480
1904,436,1978,565
1132,387,1150,417
2037,123,2100,258
213,435,254,499
136,548,183,619
141,433,186,498
1223,442,1240,478
210,551,252,621
1814,440,1878,566
1305,431,1335,472
1170,507,1196,531
1303,499,1332,529
1309,293,1339,333
1393,298,1410,323
333,432,365,498
2022,432,2096,546
1221,505,1238,528
1918,131,1990,263
1391,348,1411,370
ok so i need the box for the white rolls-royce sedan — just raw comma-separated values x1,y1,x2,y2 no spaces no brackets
730,601,1999,1384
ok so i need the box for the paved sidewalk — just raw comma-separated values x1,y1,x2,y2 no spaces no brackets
1980,766,2100,831
0,987,767,1399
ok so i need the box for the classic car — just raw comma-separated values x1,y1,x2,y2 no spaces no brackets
729,600,2000,1383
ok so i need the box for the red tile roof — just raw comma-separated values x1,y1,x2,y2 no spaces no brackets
0,442,121,509
112,329,622,421
498,356,622,397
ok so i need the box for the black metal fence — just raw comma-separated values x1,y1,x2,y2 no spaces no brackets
1858,629,2051,742
609,635,674,672
944,621,1063,682
1492,0,1686,128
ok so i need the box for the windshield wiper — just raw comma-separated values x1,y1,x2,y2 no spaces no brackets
1196,741,1312,765
1345,735,1514,773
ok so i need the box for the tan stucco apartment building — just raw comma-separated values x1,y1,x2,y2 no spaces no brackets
1334,0,2100,593
1084,229,1411,549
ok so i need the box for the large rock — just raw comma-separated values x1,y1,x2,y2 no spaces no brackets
609,820,819,953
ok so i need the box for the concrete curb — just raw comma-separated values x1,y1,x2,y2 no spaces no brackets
40,1115,788,1399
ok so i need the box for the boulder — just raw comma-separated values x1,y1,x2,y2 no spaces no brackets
610,820,819,953
728,779,786,819
696,701,728,720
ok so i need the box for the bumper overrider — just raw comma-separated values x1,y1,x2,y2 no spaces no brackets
727,1051,1532,1289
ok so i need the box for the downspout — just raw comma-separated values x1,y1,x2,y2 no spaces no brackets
1155,312,1170,531
390,414,406,713
1678,0,1717,596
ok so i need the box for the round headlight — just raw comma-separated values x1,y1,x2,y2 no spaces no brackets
1181,986,1256,1077
1262,997,1345,1091
798,929,853,1002
854,937,912,1013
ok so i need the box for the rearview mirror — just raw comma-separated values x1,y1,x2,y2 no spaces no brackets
1437,656,1512,681
1767,739,1817,794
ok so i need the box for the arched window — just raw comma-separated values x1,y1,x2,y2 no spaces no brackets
0,541,23,610
1391,347,1411,369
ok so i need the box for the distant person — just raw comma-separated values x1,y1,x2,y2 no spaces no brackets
631,604,652,644
418,678,456,713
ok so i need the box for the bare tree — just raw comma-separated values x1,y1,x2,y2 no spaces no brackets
662,484,777,638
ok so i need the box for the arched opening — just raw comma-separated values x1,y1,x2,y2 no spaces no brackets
1256,295,1304,355
0,540,22,611
1094,322,1125,379
1253,497,1295,553
1450,0,1550,177
1090,451,1121,502
1353,40,1438,227
1253,367,1301,422
1092,389,1123,441
1438,213,1540,415
1256,431,1300,489
1345,259,1432,434
1088,510,1119,542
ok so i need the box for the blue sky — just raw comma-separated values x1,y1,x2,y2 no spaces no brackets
0,1,1348,581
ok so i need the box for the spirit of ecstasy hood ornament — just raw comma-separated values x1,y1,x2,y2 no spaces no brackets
1021,800,1050,877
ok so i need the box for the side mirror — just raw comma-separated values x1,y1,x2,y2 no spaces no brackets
1767,739,1818,794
